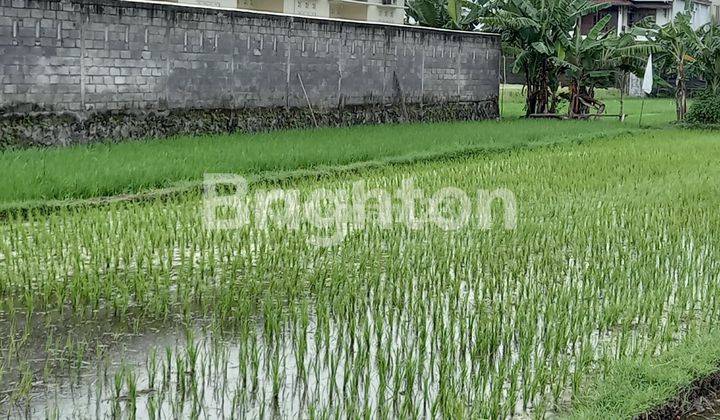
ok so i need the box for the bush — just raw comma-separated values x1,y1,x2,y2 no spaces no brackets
686,90,720,125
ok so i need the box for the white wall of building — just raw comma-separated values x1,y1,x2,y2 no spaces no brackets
286,0,330,17
655,7,672,26
662,0,713,28
237,0,284,12
179,0,405,25
692,2,711,26
367,1,406,25
190,0,236,8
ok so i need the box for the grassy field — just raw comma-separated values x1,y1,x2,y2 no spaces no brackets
1,126,719,418
0,96,674,208
499,84,674,124
572,330,720,418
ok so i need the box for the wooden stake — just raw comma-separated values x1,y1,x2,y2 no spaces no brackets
619,72,626,122
297,73,318,128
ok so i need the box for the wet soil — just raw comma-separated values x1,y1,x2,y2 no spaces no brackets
636,369,720,419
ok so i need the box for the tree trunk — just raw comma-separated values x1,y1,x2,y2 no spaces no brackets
569,79,578,117
523,59,554,116
537,59,549,114
549,77,559,114
676,61,687,121
524,64,535,117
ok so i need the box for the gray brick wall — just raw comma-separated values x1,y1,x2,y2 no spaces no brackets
0,0,500,113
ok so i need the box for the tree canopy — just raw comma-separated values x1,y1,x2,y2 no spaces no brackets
407,0,720,121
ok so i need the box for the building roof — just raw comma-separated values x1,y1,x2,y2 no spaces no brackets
631,2,672,9
593,0,710,7
592,0,634,6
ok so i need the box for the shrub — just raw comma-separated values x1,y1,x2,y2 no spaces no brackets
686,90,720,125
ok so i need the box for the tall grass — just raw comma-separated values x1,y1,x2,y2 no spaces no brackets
0,98,673,206
0,129,718,417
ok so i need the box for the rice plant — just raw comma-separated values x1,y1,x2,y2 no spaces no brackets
0,131,718,418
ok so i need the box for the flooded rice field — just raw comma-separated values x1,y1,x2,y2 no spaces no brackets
2,137,720,418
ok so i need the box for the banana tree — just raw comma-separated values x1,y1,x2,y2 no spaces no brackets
559,16,649,117
406,0,486,30
634,13,700,121
694,24,720,94
482,0,609,116
559,14,614,116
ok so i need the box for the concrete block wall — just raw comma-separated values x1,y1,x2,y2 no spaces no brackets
0,0,500,115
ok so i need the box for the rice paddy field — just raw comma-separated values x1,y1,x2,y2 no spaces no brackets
2,117,720,418
0,96,672,209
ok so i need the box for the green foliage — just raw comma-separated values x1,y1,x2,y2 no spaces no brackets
405,0,485,30
570,330,720,419
694,24,720,94
483,0,611,115
686,89,720,125
2,129,720,417
560,17,648,115
631,13,701,121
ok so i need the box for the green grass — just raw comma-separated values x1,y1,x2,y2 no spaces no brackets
499,84,673,121
569,330,720,418
500,86,674,126
1,128,719,417
2,93,713,418
0,97,674,207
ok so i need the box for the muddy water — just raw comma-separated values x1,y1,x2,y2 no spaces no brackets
4,311,539,419
2,319,396,419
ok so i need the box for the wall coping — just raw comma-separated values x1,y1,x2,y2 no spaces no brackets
100,0,500,38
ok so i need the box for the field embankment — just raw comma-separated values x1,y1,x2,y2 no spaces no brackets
0,98,672,210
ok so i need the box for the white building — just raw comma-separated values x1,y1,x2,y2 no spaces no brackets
651,0,712,28
583,0,714,37
176,0,406,25
582,0,715,96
